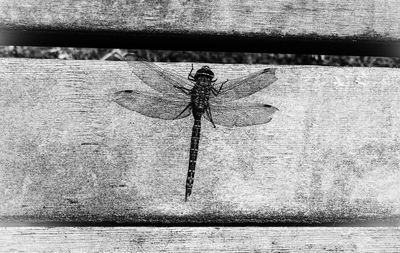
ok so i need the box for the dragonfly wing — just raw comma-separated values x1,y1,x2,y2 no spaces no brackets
114,90,192,120
210,68,278,103
205,103,278,127
127,60,193,98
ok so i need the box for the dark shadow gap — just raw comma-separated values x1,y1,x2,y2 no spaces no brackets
1,215,399,227
1,29,399,57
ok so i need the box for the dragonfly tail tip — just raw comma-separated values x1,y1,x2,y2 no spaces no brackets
185,190,192,202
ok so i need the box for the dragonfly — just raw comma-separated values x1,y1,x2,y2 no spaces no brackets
113,57,279,201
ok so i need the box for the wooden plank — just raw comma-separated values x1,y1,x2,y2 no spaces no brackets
0,0,400,55
1,227,400,252
0,58,400,224
0,0,399,39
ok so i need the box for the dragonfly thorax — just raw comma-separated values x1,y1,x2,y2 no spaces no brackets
192,83,211,108
195,76,213,87
190,81,212,115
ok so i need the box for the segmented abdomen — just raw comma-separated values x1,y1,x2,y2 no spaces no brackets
185,114,202,201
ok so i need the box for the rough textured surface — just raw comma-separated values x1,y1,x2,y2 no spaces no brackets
0,58,400,224
1,227,400,252
0,0,399,39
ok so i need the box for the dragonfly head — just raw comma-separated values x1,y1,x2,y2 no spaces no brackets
195,66,215,80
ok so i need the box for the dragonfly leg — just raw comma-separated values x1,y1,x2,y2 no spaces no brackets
211,87,218,96
188,64,196,81
174,103,192,119
173,85,191,95
206,107,216,128
212,79,228,96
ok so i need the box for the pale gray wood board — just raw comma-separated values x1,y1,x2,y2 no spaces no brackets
0,58,399,224
1,227,400,252
0,0,399,39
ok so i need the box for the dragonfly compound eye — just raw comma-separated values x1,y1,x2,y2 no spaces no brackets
194,66,215,79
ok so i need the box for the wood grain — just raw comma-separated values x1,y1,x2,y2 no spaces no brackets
0,0,399,39
1,227,400,252
0,58,400,224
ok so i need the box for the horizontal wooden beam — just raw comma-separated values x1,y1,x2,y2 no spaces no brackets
0,58,400,225
1,227,400,252
0,0,400,56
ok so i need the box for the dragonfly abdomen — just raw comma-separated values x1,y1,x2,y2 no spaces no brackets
185,113,202,201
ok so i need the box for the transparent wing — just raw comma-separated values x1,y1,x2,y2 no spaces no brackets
210,68,278,103
113,90,191,120
205,103,278,127
127,60,193,99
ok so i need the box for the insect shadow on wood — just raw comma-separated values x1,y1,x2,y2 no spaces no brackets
112,53,279,201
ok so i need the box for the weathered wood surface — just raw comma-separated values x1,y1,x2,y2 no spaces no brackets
1,227,400,252
0,58,400,224
0,0,399,39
